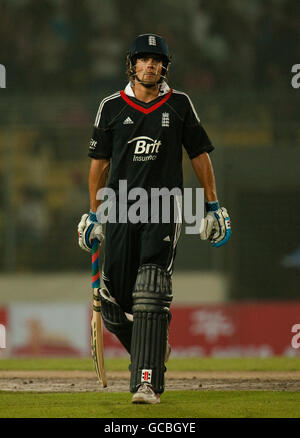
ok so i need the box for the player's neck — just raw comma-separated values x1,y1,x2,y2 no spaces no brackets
132,81,160,103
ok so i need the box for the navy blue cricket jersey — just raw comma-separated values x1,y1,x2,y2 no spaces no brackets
88,82,214,198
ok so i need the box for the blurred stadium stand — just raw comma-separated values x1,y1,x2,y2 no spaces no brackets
0,0,299,301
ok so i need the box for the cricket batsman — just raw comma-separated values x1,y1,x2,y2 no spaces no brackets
78,34,231,404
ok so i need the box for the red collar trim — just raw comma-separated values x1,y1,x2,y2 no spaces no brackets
120,89,173,114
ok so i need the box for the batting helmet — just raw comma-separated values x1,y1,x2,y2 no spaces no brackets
129,34,170,65
126,34,171,84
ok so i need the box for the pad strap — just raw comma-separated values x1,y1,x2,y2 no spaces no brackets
99,289,133,353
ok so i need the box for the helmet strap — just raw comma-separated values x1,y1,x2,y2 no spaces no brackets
130,61,169,88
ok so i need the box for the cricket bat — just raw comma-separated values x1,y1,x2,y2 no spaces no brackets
91,240,107,388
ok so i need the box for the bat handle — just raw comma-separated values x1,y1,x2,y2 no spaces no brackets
91,239,100,289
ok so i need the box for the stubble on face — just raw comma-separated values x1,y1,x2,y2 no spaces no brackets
135,56,163,86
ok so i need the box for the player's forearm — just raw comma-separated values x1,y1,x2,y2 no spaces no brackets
191,152,218,202
89,158,110,212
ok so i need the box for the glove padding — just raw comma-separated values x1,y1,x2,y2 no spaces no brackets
200,207,231,247
78,213,104,253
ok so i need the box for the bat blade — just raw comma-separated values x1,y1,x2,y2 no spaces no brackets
91,288,107,388
91,240,107,388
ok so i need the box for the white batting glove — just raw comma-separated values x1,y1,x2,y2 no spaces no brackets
200,202,231,247
78,211,104,253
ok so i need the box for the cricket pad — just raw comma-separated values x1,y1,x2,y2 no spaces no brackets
99,288,133,353
130,264,172,394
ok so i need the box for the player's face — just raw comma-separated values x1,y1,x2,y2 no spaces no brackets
135,54,163,85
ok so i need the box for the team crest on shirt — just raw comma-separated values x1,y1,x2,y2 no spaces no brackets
162,112,169,127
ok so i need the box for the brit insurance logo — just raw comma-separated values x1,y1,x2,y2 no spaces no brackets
128,136,162,162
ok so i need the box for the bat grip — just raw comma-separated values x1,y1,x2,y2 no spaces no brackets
91,240,100,289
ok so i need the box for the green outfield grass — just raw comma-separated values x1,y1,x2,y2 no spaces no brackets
0,357,299,418
0,391,299,418
0,356,299,371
